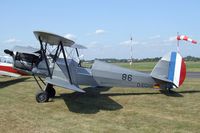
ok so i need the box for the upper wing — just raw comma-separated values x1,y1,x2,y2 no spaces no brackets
34,31,87,49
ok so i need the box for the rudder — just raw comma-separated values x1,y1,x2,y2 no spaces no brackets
167,52,186,87
151,52,186,88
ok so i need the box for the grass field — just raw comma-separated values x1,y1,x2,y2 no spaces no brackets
115,61,200,72
0,76,200,133
0,61,200,133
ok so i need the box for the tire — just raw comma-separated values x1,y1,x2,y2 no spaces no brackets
36,91,49,103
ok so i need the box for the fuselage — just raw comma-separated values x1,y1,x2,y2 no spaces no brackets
75,60,157,88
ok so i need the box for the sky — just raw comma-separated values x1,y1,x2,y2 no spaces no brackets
0,0,199,59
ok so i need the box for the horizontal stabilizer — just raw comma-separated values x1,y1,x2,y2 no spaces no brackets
151,74,178,88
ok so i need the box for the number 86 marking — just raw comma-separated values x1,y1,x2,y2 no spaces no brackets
122,74,133,81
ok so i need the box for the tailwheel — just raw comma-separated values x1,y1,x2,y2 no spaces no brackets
166,84,173,93
46,86,56,98
36,91,49,103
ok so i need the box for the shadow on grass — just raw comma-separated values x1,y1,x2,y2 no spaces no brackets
179,90,200,94
95,88,183,97
160,89,200,97
55,87,123,114
55,87,200,114
159,90,183,97
0,77,30,89
102,89,200,98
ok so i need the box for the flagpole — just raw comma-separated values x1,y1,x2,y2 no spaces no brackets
177,32,180,53
130,36,133,67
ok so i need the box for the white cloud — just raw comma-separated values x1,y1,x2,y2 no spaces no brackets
86,29,106,36
149,35,161,39
164,36,177,42
95,29,106,35
120,40,139,46
120,40,131,45
102,45,112,49
140,42,148,45
169,36,177,42
3,38,21,44
64,33,76,41
90,41,98,45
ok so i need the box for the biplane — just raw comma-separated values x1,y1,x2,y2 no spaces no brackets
0,55,28,77
4,31,186,103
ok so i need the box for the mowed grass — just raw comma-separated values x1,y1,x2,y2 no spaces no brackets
115,62,157,72
115,61,200,72
0,76,200,133
185,61,200,72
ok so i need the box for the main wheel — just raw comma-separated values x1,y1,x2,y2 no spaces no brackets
36,91,49,103
46,87,56,98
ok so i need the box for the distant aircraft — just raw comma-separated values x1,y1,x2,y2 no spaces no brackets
0,55,28,77
5,31,187,103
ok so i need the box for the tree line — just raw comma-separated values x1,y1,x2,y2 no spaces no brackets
84,56,200,63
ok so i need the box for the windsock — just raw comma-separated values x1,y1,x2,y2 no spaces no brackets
177,35,197,44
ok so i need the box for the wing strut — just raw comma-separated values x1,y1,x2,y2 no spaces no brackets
75,48,79,57
39,36,52,78
60,41,73,84
53,44,61,62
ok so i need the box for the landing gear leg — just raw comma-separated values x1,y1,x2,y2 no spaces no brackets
165,84,173,94
45,84,56,98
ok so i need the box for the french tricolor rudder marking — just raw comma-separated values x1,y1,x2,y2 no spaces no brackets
179,58,186,86
168,52,176,82
168,52,186,88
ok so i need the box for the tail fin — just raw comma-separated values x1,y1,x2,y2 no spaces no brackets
151,52,186,88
